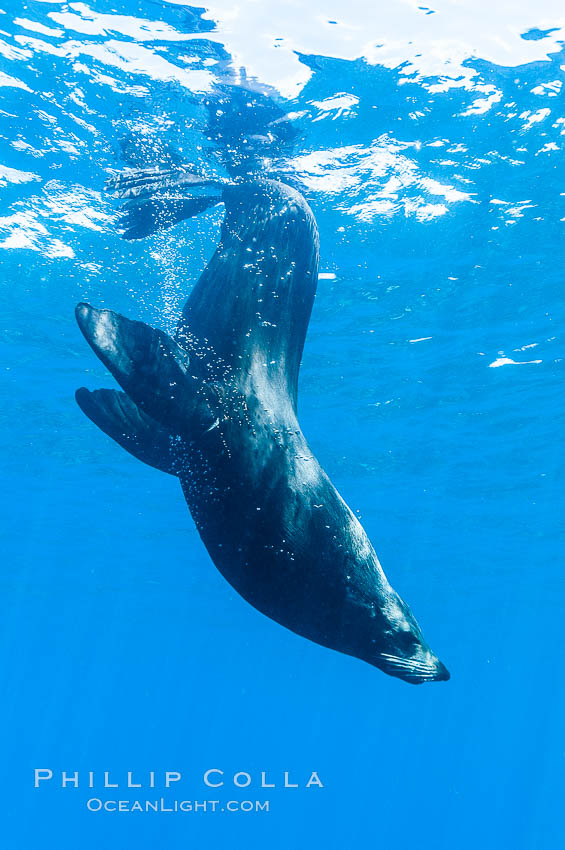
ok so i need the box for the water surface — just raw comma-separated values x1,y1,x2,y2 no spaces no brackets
1,2,564,848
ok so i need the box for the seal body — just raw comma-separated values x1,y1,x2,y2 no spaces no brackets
75,177,449,684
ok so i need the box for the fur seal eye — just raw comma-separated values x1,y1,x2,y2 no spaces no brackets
392,629,419,655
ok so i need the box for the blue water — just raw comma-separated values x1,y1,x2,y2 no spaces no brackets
1,2,564,848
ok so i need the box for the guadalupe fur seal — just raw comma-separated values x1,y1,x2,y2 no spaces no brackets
75,170,449,684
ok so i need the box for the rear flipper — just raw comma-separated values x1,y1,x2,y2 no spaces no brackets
75,303,219,434
106,166,224,239
76,387,179,475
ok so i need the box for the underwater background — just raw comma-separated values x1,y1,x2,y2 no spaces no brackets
1,1,564,847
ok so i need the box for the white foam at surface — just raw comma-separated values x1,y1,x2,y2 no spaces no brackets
0,164,40,185
292,139,473,221
7,1,565,101
310,94,360,121
0,185,113,258
531,80,562,96
14,17,63,38
488,357,542,367
163,0,565,97
460,87,503,116
48,3,193,43
520,108,551,130
0,70,31,90
12,34,214,91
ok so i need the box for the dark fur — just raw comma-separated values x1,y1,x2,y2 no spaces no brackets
76,177,449,684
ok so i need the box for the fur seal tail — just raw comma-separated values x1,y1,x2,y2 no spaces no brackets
75,387,179,475
106,166,225,240
75,303,219,437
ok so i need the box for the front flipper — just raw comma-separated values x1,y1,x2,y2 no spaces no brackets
105,166,224,240
120,195,222,241
105,166,215,200
75,303,217,433
75,387,179,475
